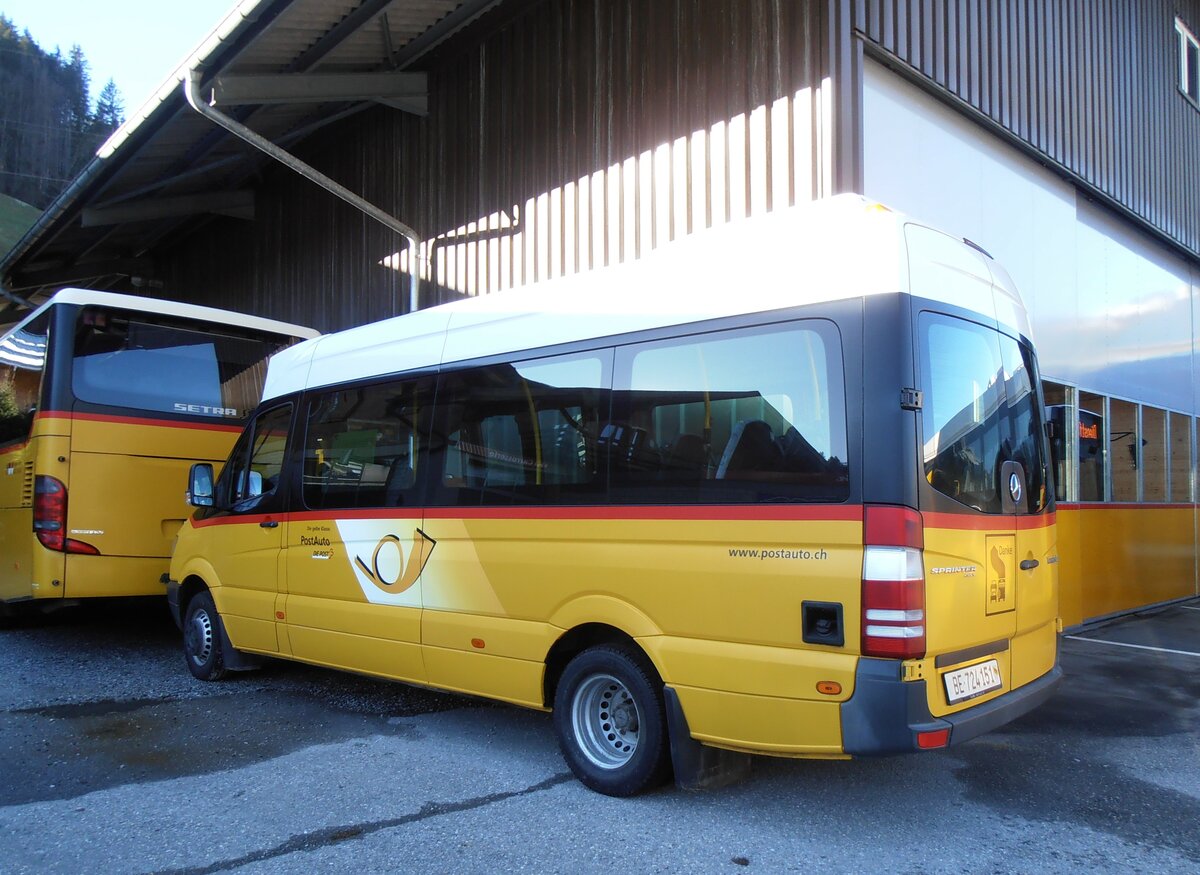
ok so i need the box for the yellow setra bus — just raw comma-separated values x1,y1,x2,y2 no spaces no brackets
168,197,1061,795
0,289,315,614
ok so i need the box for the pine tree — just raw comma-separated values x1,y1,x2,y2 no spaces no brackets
0,17,114,209
91,79,124,134
66,45,90,135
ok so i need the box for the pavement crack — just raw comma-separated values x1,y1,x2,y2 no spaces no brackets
149,772,575,875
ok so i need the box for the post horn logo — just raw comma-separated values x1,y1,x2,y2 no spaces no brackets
354,528,437,594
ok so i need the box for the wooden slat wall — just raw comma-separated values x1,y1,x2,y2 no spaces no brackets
161,0,841,332
854,0,1200,262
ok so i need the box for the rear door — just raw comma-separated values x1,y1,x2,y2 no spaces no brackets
917,311,1055,717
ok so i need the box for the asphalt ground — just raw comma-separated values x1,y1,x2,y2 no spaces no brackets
1,598,1197,874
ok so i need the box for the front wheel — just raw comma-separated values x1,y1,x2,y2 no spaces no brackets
183,591,228,681
553,645,671,796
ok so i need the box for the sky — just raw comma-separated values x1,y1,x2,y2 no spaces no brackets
1,0,237,114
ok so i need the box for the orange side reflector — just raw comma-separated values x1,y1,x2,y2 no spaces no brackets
275,611,285,620
917,729,950,749
816,681,842,696
471,638,485,649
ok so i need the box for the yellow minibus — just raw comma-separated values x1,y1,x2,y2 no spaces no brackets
169,197,1061,795
0,289,315,614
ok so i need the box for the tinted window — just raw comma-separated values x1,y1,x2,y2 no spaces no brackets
216,404,292,512
0,314,48,446
432,352,611,505
999,333,1051,512
72,307,293,420
920,313,1049,513
1078,392,1106,502
303,379,430,509
610,321,849,504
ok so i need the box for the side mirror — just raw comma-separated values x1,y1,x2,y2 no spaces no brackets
187,463,215,507
248,470,264,497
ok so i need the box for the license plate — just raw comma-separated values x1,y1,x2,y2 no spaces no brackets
943,659,1003,705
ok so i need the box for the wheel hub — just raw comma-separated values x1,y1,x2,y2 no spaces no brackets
186,608,214,666
571,673,641,769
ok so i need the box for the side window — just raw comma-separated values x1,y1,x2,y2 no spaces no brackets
1170,412,1193,503
0,315,49,446
998,335,1051,512
1109,399,1139,502
920,314,1006,513
431,351,611,505
217,404,293,511
610,321,849,504
302,379,430,510
1142,406,1168,502
1078,392,1106,502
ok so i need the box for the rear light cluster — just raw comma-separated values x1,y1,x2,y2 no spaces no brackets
33,476,99,555
862,505,925,659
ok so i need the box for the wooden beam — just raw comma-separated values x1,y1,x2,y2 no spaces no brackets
81,192,255,227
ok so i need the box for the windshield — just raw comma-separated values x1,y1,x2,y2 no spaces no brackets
919,312,1050,514
71,307,296,420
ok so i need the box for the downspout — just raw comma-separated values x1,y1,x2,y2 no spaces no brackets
183,69,424,314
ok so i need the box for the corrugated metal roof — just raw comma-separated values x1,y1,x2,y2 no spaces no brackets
0,0,502,310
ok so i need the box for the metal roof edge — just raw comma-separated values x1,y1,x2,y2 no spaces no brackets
2,287,320,342
0,0,285,299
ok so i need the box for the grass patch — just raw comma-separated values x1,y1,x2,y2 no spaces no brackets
0,193,42,258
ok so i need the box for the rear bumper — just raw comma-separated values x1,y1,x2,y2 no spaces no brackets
841,656,1062,755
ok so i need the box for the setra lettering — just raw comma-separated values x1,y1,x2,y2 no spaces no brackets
174,402,239,417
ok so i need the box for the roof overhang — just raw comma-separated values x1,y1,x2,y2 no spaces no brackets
0,0,508,310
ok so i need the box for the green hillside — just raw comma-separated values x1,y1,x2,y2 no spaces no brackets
0,192,41,259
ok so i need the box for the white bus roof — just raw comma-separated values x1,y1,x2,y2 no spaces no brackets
263,195,1031,401
2,289,318,342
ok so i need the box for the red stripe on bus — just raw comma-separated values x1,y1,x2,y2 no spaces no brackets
192,504,863,527
37,410,244,433
420,505,864,522
288,508,424,523
1057,502,1196,511
923,511,1056,531
191,513,279,529
1016,512,1057,530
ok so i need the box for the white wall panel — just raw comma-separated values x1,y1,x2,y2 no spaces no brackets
863,59,1198,414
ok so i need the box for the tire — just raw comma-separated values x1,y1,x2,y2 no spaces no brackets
553,645,671,797
182,591,228,681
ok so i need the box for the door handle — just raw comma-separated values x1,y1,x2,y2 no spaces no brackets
1019,559,1039,571
259,520,279,528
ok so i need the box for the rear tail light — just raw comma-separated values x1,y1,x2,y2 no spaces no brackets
862,506,925,659
33,475,100,555
917,728,949,749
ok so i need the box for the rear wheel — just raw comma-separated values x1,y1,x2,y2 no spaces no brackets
553,645,671,796
183,591,228,681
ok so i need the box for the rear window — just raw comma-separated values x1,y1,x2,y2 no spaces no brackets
919,312,1050,514
71,308,294,420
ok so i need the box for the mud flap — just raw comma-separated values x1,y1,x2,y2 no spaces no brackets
664,686,752,790
218,620,264,672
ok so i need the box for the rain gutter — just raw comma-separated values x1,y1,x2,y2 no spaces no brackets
183,70,424,313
